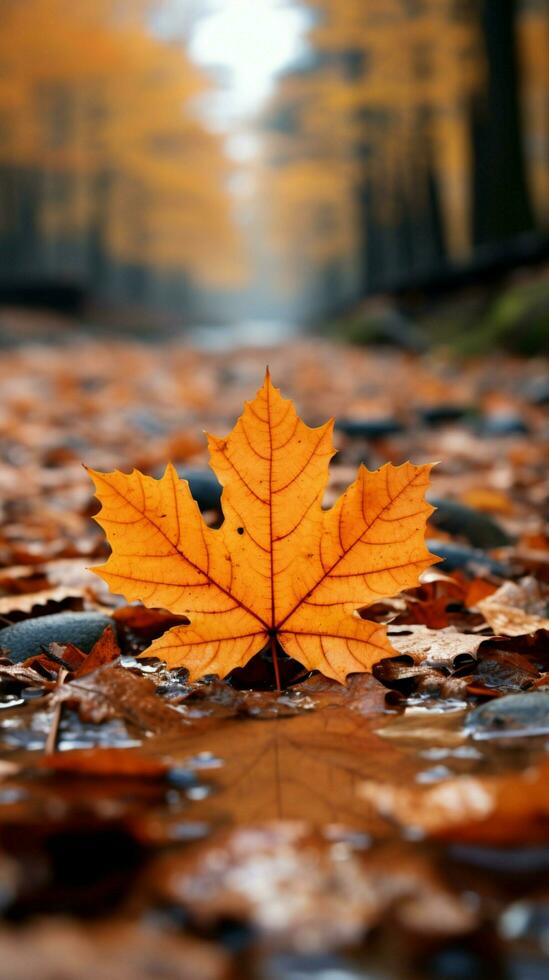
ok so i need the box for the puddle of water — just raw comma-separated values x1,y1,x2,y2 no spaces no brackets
187,751,224,770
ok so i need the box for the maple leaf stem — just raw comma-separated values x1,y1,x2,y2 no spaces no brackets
271,635,281,692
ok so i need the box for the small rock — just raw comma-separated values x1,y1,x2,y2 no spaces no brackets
418,405,472,427
523,375,549,406
262,952,367,980
127,409,168,436
426,945,490,980
465,692,549,739
0,612,113,664
476,413,530,438
500,897,549,943
171,467,222,512
428,497,512,549
335,418,403,440
427,540,512,577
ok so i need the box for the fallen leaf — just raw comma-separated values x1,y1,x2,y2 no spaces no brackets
478,576,549,636
38,747,169,778
463,577,499,607
0,586,85,616
73,626,120,677
471,648,542,694
0,559,100,593
20,628,121,680
44,642,87,672
460,487,514,515
0,663,54,689
89,373,437,683
51,663,185,733
387,625,488,665
397,595,453,628
360,760,549,844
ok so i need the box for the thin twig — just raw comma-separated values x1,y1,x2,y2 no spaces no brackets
44,668,68,755
39,645,75,672
271,635,281,692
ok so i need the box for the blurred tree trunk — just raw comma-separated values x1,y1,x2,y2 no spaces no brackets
473,0,534,245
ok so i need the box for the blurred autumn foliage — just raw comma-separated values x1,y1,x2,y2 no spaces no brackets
1,0,548,321
0,0,244,303
258,0,549,310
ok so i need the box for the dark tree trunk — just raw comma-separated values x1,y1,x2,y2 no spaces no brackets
473,0,535,245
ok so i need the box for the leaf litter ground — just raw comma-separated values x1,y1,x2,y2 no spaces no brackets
0,330,548,978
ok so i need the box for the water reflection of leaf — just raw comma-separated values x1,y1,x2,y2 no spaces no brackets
153,677,418,829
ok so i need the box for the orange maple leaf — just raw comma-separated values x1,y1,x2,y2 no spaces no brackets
88,373,438,685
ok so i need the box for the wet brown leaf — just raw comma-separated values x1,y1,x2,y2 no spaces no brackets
51,663,185,733
360,759,549,843
0,662,54,689
73,626,120,677
38,747,170,779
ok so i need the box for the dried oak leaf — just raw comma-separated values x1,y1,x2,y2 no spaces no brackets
477,576,549,637
88,373,437,683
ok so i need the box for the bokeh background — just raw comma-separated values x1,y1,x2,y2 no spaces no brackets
0,9,549,976
1,0,548,352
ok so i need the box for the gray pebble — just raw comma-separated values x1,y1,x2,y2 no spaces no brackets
465,692,549,739
0,612,113,663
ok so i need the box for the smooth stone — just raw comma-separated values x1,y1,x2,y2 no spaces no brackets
452,844,549,874
476,413,530,437
523,376,549,406
335,418,403,440
465,692,549,739
0,611,113,664
126,409,167,436
263,952,366,980
500,897,549,941
428,497,512,549
427,539,512,577
426,946,487,980
151,465,222,512
169,466,222,512
418,404,472,426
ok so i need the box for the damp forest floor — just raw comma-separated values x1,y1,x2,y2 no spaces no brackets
0,316,548,979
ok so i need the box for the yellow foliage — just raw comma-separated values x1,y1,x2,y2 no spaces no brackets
0,0,244,286
259,0,486,283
